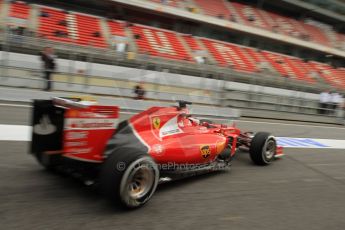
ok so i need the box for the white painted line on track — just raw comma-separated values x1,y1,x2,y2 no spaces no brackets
309,163,345,166
0,125,31,141
1,124,345,150
277,137,345,149
0,103,32,108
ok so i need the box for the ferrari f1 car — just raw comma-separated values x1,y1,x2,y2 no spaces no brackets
30,98,283,209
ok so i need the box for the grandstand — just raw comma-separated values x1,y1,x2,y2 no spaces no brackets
0,0,344,119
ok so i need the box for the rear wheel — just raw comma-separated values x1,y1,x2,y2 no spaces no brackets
100,148,159,209
249,132,276,165
35,152,60,170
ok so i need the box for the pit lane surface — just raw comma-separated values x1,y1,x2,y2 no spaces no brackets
1,104,345,230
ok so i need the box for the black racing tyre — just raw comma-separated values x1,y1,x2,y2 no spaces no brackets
217,146,232,162
249,132,276,166
100,148,159,209
35,152,60,170
116,120,129,133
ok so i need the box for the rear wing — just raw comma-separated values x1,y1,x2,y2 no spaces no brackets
51,97,95,108
30,99,65,155
30,98,119,162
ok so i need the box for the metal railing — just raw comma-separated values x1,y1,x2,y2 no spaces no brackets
0,65,221,104
0,64,342,120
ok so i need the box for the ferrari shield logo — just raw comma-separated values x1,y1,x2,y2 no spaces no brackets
200,145,211,159
152,117,161,129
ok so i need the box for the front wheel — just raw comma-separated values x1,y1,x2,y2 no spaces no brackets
249,132,276,165
100,148,159,209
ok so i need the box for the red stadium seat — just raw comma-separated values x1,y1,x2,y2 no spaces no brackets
107,20,126,37
230,2,333,47
74,14,107,48
193,0,231,20
301,23,329,46
200,38,256,73
157,0,337,49
283,58,316,83
244,48,266,64
260,51,290,77
130,25,192,61
309,62,345,88
181,34,202,51
38,7,106,48
38,7,75,43
227,2,271,30
13,1,343,89
9,1,30,20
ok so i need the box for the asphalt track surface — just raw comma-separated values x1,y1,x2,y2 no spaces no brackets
1,104,345,230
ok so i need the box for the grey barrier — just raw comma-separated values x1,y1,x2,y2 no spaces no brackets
0,86,241,120
0,64,339,118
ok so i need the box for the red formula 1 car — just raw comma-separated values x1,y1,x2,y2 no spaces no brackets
30,98,283,208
